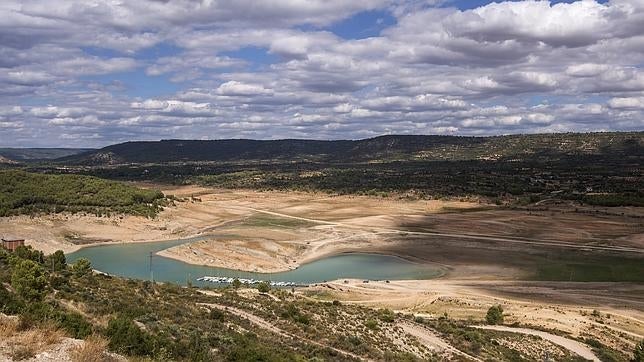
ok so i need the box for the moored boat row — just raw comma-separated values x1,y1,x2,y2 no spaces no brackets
197,275,304,287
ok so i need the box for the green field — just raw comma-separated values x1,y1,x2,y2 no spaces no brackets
534,258,644,282
241,213,317,229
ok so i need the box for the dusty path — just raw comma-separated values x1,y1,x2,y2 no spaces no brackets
199,303,367,361
397,321,482,361
471,325,599,361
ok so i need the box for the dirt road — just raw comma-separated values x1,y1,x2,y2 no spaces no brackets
397,321,482,361
471,325,599,361
200,303,366,361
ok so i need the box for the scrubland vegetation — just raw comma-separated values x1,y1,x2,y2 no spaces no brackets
2,246,638,361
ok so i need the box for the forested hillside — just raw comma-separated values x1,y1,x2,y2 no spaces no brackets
58,132,643,165
0,170,166,217
0,148,93,161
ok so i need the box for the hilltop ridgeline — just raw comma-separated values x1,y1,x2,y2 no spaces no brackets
57,132,643,165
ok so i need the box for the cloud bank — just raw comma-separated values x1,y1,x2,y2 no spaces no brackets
1,0,643,147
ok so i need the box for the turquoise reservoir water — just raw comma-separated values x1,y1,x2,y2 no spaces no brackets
67,236,443,286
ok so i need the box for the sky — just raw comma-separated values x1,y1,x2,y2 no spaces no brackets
0,0,643,147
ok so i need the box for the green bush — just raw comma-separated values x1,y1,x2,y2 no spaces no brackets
257,281,270,293
105,316,152,356
209,308,224,321
378,308,395,323
56,312,92,338
365,319,379,330
0,285,24,314
19,302,57,328
14,245,45,264
72,258,92,277
485,305,504,325
634,340,644,362
280,304,310,325
48,250,66,272
11,259,48,301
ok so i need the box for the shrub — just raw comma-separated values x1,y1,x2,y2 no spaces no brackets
209,309,224,321
187,331,213,361
632,340,643,362
105,316,151,356
378,308,395,323
48,250,67,272
72,258,92,277
365,319,379,330
257,281,270,293
0,285,25,314
11,259,48,301
232,278,242,289
485,305,504,325
57,312,93,339
280,304,310,325
70,334,113,362
14,245,45,264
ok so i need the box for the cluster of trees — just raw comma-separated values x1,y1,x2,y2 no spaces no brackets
0,170,167,217
0,245,94,340
60,132,643,165
32,134,639,208
192,154,642,206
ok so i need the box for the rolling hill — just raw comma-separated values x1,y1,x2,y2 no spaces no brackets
58,132,643,165
0,148,94,161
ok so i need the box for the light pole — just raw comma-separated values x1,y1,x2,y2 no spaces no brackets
149,251,157,282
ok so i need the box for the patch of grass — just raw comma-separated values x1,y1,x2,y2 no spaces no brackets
70,334,116,362
439,206,495,213
584,338,629,362
0,315,66,361
242,213,316,228
534,258,644,282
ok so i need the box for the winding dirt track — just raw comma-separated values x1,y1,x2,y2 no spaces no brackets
397,321,482,361
199,303,367,361
471,325,600,361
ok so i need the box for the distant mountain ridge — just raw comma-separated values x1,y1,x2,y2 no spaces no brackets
57,132,643,165
0,148,94,161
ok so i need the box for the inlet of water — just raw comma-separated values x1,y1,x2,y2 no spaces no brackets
67,236,443,286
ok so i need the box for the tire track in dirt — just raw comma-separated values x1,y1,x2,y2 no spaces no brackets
199,303,368,361
471,325,600,361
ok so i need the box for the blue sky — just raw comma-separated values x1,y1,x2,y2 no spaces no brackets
0,0,642,147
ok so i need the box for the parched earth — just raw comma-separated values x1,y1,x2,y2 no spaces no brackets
305,278,644,358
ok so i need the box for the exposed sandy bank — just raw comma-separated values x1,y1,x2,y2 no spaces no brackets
2,186,642,275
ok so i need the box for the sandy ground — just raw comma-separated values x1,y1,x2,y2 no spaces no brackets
1,186,642,274
0,186,484,268
305,278,644,356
